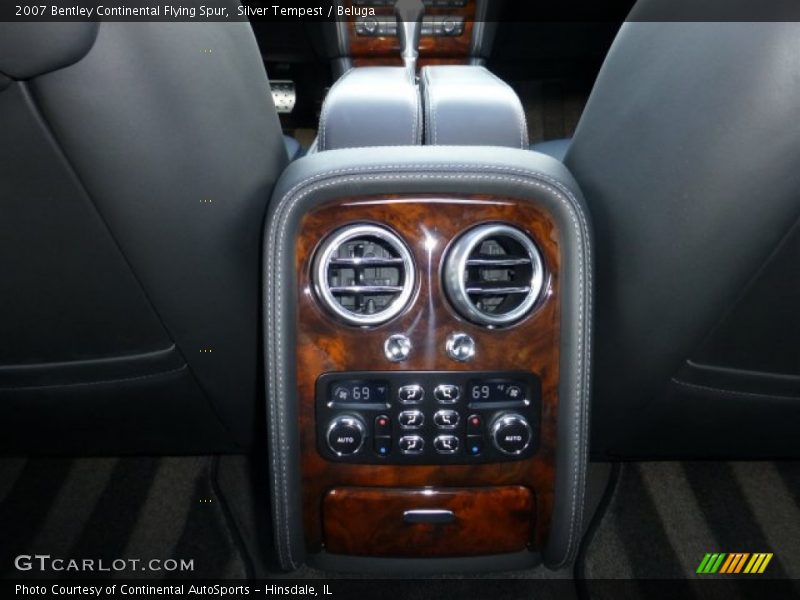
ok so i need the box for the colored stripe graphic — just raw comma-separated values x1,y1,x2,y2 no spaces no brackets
697,553,727,573
722,553,747,573
696,553,713,573
744,553,773,574
699,552,773,575
734,553,750,573
719,554,736,573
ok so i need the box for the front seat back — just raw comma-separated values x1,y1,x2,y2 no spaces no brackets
566,1,800,458
0,19,287,453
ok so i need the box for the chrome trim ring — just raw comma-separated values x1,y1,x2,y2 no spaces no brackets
313,224,416,327
443,223,545,327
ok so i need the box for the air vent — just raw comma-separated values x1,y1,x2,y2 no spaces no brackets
313,224,416,327
443,224,545,327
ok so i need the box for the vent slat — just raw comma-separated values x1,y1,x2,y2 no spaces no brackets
466,256,531,267
329,257,405,267
466,285,532,296
329,285,404,295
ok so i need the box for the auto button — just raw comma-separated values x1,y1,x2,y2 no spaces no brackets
326,415,366,457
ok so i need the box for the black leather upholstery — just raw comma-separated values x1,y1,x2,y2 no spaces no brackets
0,23,98,79
283,134,304,161
566,12,800,458
420,66,529,148
315,67,422,151
0,19,287,453
531,139,571,162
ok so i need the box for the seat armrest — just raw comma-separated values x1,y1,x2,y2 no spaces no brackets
421,65,528,149
316,67,422,151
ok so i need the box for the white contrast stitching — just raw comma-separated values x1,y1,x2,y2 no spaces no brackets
483,67,529,149
318,69,423,151
266,162,592,569
317,68,356,151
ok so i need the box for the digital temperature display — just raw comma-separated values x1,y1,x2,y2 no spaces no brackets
329,381,389,405
466,380,528,405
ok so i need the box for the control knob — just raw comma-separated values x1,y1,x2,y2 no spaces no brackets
490,413,533,456
326,415,366,457
363,17,379,35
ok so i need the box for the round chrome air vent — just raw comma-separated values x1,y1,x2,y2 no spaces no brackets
313,224,416,327
443,224,545,327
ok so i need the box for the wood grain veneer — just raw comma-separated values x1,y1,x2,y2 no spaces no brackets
324,486,534,557
295,195,562,557
346,0,475,63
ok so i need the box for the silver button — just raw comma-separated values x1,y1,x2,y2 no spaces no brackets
434,435,460,454
434,384,460,404
433,410,459,429
326,415,366,457
384,334,412,362
399,410,425,429
445,332,476,362
398,385,424,404
399,435,425,455
505,385,525,402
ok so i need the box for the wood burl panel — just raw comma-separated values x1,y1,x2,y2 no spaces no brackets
324,486,534,557
346,0,475,61
295,195,561,556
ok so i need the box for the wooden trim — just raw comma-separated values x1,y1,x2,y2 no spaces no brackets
323,486,535,557
346,0,475,62
295,195,561,556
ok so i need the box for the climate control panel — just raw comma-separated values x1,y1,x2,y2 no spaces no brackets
316,371,541,464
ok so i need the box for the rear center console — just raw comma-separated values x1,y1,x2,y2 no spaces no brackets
264,146,592,572
264,43,591,572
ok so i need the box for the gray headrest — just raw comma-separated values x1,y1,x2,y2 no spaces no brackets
0,23,99,80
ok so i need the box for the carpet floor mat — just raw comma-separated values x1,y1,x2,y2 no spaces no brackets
0,456,247,580
579,462,800,597
509,80,589,145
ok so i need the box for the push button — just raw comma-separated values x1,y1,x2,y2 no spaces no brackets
398,385,424,404
326,415,366,457
434,384,460,404
434,435,460,454
505,385,525,402
399,435,425,455
374,415,391,436
467,414,483,435
490,413,533,456
467,435,484,456
398,410,424,430
433,410,459,429
374,436,392,457
331,386,351,403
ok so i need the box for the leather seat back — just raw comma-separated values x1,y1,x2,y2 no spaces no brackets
566,3,800,457
0,18,287,453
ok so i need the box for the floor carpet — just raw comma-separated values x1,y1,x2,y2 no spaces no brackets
3,456,799,596
0,456,246,580
579,462,800,599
